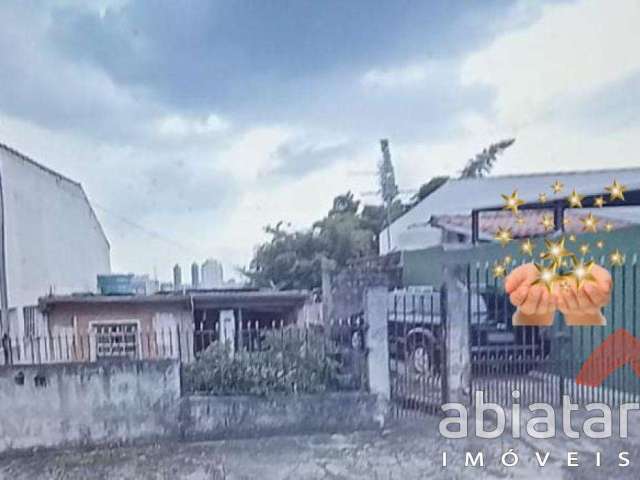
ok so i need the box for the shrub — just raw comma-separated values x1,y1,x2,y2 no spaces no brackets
182,326,346,396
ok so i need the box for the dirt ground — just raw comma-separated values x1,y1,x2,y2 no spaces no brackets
2,413,640,480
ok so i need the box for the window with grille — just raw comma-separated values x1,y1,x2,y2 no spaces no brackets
94,323,138,359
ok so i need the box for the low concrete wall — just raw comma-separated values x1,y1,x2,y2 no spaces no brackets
0,360,386,455
0,360,180,453
180,393,385,441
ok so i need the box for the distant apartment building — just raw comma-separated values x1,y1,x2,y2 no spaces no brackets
191,262,200,288
173,264,182,290
201,258,223,288
0,143,110,337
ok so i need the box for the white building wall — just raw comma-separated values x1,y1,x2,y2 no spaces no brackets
0,146,110,335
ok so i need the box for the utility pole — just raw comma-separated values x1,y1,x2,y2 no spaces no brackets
378,139,399,252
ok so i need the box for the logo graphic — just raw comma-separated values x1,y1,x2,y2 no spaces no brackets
576,328,640,387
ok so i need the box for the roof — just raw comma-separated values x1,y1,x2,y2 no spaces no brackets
430,210,634,241
381,167,640,253
39,289,311,310
0,142,110,248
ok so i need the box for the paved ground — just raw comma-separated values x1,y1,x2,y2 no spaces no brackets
2,413,640,480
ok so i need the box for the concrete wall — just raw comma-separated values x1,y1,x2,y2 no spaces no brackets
0,146,110,336
180,393,384,441
0,360,180,452
0,363,386,454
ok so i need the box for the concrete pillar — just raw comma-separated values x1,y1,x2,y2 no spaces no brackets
364,287,390,401
219,309,236,357
442,265,471,405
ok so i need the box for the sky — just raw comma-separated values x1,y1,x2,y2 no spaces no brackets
1,0,639,282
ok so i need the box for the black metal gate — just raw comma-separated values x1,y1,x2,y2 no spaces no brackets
466,261,640,407
387,288,447,417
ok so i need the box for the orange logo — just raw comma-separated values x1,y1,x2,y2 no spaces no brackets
576,329,640,387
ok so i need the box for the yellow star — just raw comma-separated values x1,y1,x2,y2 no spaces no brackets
515,214,525,226
596,240,605,249
605,179,626,201
604,222,614,232
567,189,583,208
494,226,513,247
551,180,564,194
538,192,548,204
580,213,599,233
501,190,525,214
541,238,572,267
492,262,506,278
563,217,572,227
594,196,606,208
532,262,559,292
567,258,596,290
503,255,513,265
520,238,535,256
578,243,590,256
540,213,555,232
610,249,625,266
568,234,577,242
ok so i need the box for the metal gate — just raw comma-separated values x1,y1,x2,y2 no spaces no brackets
387,288,447,417
466,261,640,407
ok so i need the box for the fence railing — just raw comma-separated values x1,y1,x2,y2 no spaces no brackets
466,256,640,407
0,318,369,396
183,317,368,395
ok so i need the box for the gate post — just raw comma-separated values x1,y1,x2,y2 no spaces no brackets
442,264,471,405
364,287,390,404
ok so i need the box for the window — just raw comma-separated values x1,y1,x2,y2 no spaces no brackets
23,306,37,338
94,323,138,359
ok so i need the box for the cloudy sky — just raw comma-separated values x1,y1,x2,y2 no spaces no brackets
1,0,639,281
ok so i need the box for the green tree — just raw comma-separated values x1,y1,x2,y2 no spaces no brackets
459,138,515,179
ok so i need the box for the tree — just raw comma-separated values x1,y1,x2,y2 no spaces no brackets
409,175,449,207
459,138,515,179
242,192,382,290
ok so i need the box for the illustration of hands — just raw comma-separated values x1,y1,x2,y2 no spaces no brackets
505,263,611,326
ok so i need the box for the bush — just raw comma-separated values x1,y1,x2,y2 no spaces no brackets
182,327,345,396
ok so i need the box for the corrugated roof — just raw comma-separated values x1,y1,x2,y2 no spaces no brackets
382,167,640,253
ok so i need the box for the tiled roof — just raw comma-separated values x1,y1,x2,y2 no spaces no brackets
430,210,634,240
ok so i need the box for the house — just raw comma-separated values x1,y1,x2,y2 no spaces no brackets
33,289,311,363
380,167,640,253
0,143,110,338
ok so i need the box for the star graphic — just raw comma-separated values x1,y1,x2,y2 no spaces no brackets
568,189,583,208
604,222,614,232
520,238,534,256
594,196,606,208
532,263,559,292
610,249,625,266
494,227,513,247
502,190,524,214
568,234,577,242
605,180,626,201
580,213,599,233
563,217,572,227
551,180,564,194
515,214,525,226
538,192,548,204
503,255,513,265
596,240,605,249
541,238,572,267
540,214,555,232
566,258,596,290
492,262,506,278
578,243,590,256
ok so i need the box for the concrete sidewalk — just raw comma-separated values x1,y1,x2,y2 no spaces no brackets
1,416,640,479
